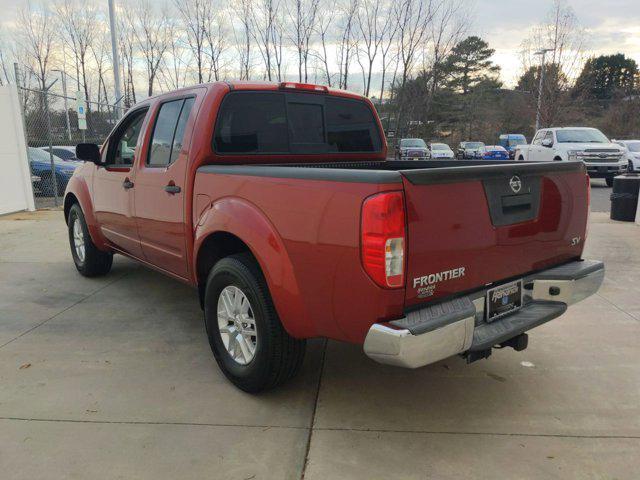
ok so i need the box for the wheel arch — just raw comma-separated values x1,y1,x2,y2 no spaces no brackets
63,175,110,250
193,198,310,338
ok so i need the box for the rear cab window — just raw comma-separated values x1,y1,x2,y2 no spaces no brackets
213,91,382,155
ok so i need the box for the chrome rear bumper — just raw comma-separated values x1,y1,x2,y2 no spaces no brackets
363,260,604,368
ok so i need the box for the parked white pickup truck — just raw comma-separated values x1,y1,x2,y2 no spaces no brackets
515,127,626,186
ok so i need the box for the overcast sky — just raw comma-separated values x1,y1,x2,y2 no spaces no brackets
471,0,640,84
2,0,639,86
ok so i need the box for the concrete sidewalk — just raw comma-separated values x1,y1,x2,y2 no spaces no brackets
0,210,638,479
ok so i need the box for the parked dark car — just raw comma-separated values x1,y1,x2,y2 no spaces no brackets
483,145,510,160
40,145,79,162
28,147,78,196
457,141,485,159
395,138,430,160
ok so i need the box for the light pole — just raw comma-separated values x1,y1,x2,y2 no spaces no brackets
108,0,123,119
534,48,554,131
52,69,72,141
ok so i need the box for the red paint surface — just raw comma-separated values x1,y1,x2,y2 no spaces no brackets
66,82,589,345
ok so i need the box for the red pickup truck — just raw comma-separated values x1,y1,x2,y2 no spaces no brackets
65,81,604,392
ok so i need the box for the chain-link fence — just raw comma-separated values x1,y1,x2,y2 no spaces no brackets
17,86,119,209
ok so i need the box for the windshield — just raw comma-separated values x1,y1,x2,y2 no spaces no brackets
465,142,484,148
625,141,640,152
431,143,449,150
400,139,426,148
556,129,609,144
507,136,526,146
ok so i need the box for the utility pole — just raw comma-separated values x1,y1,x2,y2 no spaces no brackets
108,0,123,119
534,48,554,131
53,69,72,141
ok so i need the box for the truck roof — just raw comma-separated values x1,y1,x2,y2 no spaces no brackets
142,81,367,104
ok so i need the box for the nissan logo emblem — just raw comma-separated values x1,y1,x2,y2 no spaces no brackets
509,175,522,193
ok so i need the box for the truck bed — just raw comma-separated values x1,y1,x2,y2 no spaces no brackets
195,159,588,341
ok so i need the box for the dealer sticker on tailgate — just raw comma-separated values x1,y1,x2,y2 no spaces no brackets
486,280,523,322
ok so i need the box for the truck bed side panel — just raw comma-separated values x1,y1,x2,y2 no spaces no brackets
194,169,404,343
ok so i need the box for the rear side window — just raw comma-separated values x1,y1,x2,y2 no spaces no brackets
148,97,195,166
213,93,288,153
325,97,380,152
213,92,381,154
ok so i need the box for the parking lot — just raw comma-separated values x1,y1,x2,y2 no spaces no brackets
1,198,639,479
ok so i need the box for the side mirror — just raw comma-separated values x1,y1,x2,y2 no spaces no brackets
541,138,553,148
76,143,101,164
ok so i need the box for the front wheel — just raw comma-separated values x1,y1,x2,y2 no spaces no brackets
606,177,614,187
204,253,306,392
67,203,113,277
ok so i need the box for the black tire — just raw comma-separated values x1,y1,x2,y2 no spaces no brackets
606,177,614,187
204,253,306,393
67,203,113,277
518,155,525,161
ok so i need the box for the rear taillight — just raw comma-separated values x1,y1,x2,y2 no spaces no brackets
361,191,406,288
585,174,591,240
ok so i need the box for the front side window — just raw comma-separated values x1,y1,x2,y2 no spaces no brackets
109,109,148,166
532,131,545,145
213,92,381,154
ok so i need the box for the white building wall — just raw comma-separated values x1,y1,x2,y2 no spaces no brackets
0,85,35,215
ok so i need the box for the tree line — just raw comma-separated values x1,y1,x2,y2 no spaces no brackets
1,0,639,145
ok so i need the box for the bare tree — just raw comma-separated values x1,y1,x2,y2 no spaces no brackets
288,0,320,82
376,4,399,104
335,0,359,90
312,6,336,86
174,0,209,84
159,19,189,90
17,2,56,91
250,0,281,81
90,32,112,107
118,17,136,108
203,6,227,81
520,0,586,126
56,0,96,107
231,0,253,80
355,0,394,97
130,1,170,96
394,0,434,130
422,0,466,113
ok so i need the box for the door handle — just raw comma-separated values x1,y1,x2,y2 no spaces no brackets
164,184,181,194
123,179,134,189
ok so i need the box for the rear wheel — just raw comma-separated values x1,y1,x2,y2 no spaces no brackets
67,203,113,277
204,253,306,392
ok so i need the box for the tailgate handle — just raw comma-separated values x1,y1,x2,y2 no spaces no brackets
501,193,532,215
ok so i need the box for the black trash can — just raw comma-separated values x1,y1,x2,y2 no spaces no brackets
610,174,640,222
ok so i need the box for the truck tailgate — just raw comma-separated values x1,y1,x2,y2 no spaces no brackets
400,162,589,307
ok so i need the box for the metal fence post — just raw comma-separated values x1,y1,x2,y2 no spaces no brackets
42,90,59,206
